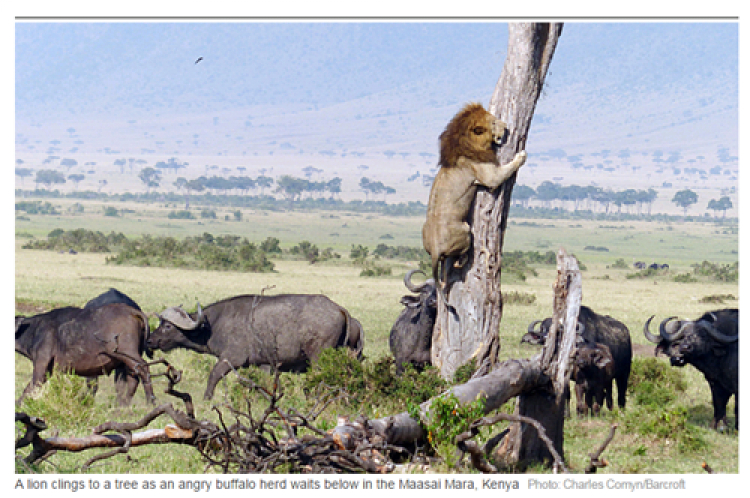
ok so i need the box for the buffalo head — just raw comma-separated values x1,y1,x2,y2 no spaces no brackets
643,312,738,367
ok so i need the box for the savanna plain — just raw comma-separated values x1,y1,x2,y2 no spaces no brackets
14,197,739,474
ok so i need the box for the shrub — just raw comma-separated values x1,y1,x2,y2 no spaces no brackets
200,209,217,219
691,260,738,282
611,258,629,269
167,210,195,219
303,349,447,413
410,392,485,468
503,291,537,305
103,206,119,217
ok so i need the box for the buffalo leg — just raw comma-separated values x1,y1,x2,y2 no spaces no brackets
709,384,732,430
114,366,139,406
616,375,628,408
111,355,156,405
204,360,235,400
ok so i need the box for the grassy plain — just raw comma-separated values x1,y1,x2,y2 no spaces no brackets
14,199,739,474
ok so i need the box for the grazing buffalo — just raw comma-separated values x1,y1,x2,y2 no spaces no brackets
523,305,632,410
644,308,738,429
389,270,436,374
15,304,156,406
84,288,142,311
147,294,365,399
633,261,647,270
571,342,615,416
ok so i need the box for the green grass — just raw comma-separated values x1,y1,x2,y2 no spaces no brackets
14,200,739,474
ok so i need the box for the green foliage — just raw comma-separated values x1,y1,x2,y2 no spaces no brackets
304,349,447,414
167,210,195,219
103,206,119,217
260,236,282,253
699,293,737,304
673,272,698,283
290,240,319,263
372,243,426,261
15,200,60,215
358,260,392,277
611,258,629,269
107,232,274,272
502,291,537,306
691,260,738,282
584,245,609,252
350,244,369,263
412,392,486,468
18,372,98,430
22,228,126,252
619,358,705,452
200,209,217,219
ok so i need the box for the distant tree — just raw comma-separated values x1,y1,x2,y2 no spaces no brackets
512,184,535,208
60,158,78,171
138,167,162,192
256,176,274,196
15,167,34,186
114,158,127,174
155,157,188,175
97,179,108,193
327,177,342,199
707,196,733,218
35,169,66,189
671,189,698,216
68,173,85,190
275,175,307,207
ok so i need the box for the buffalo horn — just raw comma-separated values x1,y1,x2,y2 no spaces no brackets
404,269,433,293
659,316,684,341
702,322,738,344
528,320,543,334
159,305,201,330
643,315,662,343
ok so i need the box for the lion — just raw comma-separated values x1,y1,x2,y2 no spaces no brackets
422,102,527,305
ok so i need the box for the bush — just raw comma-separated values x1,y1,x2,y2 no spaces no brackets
167,210,195,219
23,228,126,253
303,349,447,413
200,209,217,219
107,232,274,272
691,260,738,282
503,291,537,305
611,258,629,269
103,206,119,217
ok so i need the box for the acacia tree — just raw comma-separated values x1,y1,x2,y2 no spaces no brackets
672,188,698,216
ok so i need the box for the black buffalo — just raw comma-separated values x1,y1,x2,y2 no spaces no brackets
15,304,156,406
84,288,142,311
633,261,647,270
571,342,615,416
644,308,738,429
147,294,365,399
389,270,436,374
523,305,632,410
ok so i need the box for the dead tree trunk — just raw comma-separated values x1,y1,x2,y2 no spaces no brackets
370,248,580,470
432,22,563,379
494,248,581,467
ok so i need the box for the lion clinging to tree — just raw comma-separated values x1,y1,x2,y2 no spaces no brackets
423,103,527,304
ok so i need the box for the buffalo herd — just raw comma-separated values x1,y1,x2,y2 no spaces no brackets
16,280,738,431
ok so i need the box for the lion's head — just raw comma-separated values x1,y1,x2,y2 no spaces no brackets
438,103,506,168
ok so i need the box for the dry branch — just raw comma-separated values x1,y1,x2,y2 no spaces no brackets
584,424,618,474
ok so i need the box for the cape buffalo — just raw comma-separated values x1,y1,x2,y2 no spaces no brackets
523,305,632,410
389,270,436,374
15,304,155,406
84,288,142,311
147,294,365,400
644,308,738,429
571,342,615,416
